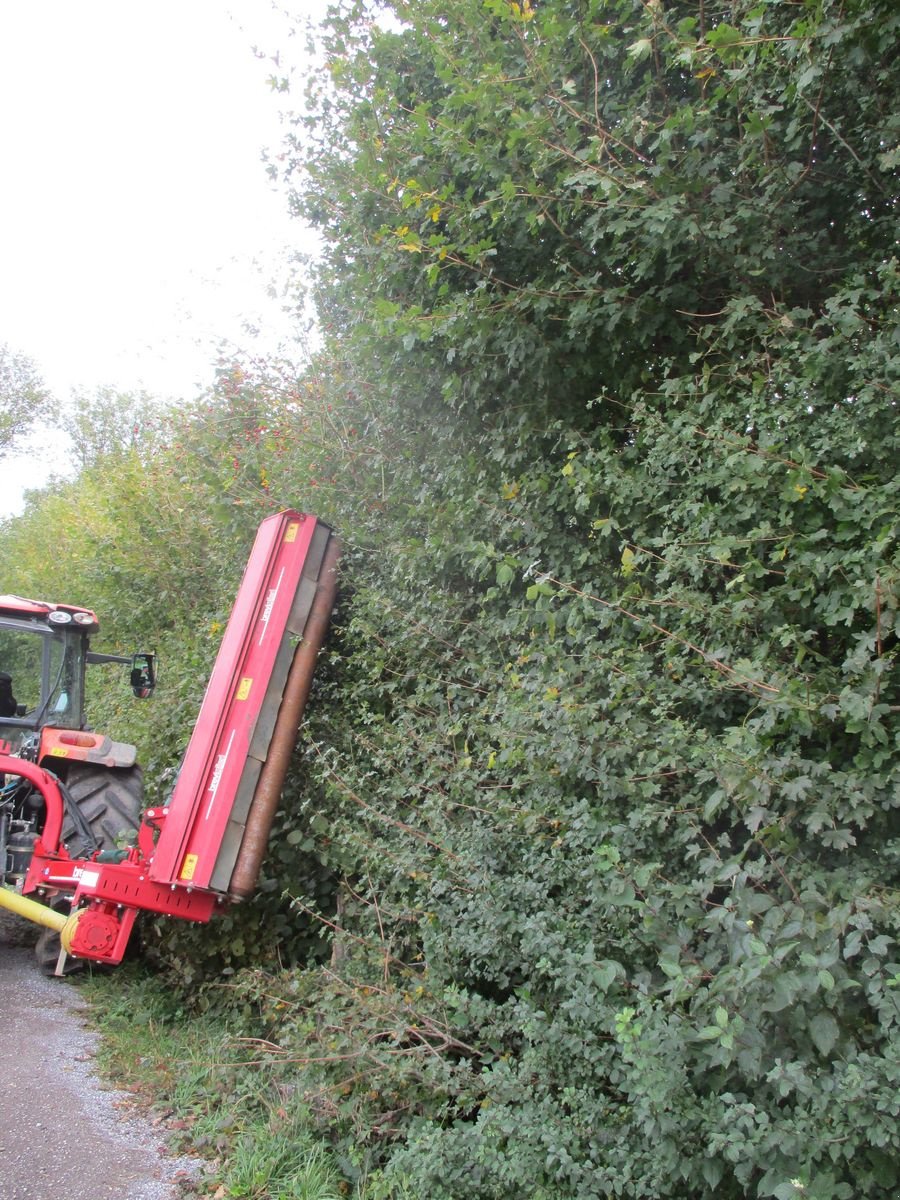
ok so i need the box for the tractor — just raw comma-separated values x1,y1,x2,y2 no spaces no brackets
0,595,155,970
0,510,338,973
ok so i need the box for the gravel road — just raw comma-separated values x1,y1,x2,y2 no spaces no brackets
0,934,204,1200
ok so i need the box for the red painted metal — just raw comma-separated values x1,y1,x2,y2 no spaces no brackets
228,533,341,898
1,756,67,855
38,728,138,768
0,595,98,624
149,510,321,889
64,905,137,963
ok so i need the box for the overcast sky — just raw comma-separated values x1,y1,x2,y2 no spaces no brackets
1,0,328,516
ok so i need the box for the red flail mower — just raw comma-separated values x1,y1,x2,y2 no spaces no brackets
0,511,339,973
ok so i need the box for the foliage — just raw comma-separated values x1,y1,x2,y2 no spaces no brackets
59,385,167,469
2,1,898,1197
262,1,899,1197
0,352,345,975
0,343,48,457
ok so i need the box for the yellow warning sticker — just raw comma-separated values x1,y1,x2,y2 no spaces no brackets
180,853,198,881
237,676,253,701
285,521,300,543
50,746,69,757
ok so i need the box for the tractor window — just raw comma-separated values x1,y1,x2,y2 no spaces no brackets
0,627,42,714
0,624,85,730
43,633,85,727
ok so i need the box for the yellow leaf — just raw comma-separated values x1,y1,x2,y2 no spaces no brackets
621,546,636,575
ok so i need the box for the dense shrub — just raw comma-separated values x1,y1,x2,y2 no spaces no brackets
262,1,899,1196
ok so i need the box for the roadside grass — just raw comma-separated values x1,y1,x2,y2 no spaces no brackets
75,965,349,1200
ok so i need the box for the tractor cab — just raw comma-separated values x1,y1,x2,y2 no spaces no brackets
0,594,155,756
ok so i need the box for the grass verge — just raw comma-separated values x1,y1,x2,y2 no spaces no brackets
76,964,349,1200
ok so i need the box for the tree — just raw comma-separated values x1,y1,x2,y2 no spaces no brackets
3,3,895,1196
59,385,166,470
0,343,48,458
289,0,898,433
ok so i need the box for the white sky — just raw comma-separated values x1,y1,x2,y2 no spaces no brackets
1,0,329,516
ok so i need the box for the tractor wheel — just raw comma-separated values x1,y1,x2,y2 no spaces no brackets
35,764,144,975
34,899,81,977
60,763,144,857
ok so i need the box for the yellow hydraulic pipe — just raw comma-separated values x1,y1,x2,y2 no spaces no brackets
0,886,68,932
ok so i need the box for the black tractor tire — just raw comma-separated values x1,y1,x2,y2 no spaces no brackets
34,898,82,977
35,764,144,975
60,763,144,857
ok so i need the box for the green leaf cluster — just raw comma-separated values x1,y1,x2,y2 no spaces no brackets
259,1,899,1195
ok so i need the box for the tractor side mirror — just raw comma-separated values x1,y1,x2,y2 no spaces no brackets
130,652,157,699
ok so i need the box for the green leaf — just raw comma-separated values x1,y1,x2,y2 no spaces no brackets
809,1011,839,1056
627,38,653,63
707,22,743,48
698,1025,723,1040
